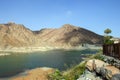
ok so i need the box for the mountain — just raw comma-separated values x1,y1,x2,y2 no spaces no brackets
35,24,103,47
0,22,36,49
0,22,103,49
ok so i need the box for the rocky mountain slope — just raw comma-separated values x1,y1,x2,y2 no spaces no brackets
0,22,103,49
0,22,36,49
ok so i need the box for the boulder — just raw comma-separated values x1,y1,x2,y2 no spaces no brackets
102,55,120,69
99,67,112,80
96,67,101,74
104,66,120,75
98,65,120,80
112,74,120,80
86,59,107,71
86,59,120,80
77,70,102,80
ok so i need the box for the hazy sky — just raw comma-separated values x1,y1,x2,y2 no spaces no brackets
0,0,120,37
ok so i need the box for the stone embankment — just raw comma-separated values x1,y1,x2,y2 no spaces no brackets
78,55,120,80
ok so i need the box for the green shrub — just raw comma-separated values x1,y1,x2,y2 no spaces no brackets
48,62,86,80
48,69,65,80
63,61,86,80
88,50,104,61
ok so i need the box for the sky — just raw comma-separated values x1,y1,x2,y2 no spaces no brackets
0,0,120,37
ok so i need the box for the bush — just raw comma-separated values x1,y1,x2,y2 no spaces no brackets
48,69,65,80
63,62,86,80
88,50,104,61
48,62,86,80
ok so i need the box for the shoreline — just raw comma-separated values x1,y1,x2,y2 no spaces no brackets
0,67,55,80
0,46,102,53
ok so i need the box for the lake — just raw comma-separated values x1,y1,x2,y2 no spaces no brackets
0,49,98,78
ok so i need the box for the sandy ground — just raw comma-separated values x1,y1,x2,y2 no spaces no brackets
11,67,55,80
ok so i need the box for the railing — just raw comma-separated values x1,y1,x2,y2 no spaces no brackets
103,43,120,59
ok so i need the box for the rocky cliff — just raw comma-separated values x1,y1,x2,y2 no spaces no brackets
0,22,103,49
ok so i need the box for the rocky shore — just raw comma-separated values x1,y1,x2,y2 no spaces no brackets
78,55,120,80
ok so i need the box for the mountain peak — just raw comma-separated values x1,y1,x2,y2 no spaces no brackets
3,22,16,26
61,24,79,30
7,22,16,24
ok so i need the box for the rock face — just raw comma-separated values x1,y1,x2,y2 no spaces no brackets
112,74,120,80
86,59,120,80
86,59,107,71
102,55,120,69
0,22,36,48
0,23,103,49
77,70,103,80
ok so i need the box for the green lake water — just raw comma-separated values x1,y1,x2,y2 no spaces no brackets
0,49,98,78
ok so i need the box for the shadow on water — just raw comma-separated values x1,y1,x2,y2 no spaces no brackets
0,49,99,78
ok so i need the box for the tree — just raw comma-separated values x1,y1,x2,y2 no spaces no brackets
104,28,114,44
104,28,111,35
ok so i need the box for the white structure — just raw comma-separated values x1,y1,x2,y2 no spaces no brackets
110,38,120,44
